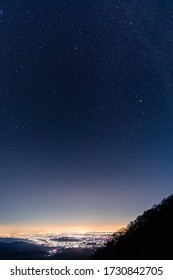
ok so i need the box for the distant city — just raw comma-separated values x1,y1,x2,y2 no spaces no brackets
0,232,112,259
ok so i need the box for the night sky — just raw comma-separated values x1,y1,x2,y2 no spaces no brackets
1,0,173,233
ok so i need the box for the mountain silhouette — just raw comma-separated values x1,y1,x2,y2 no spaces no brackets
91,194,173,259
0,241,48,260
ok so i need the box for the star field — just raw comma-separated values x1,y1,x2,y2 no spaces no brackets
0,0,173,232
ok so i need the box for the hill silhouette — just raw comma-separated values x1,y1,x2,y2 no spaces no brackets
0,241,48,260
91,194,173,259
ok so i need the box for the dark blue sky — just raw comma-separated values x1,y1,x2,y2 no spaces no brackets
0,0,173,233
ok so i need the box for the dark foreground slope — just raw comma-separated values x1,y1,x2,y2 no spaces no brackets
92,195,173,259
0,241,48,260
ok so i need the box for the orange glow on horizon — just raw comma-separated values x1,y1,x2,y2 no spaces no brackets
0,223,126,235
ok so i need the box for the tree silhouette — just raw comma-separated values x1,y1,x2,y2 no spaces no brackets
91,194,173,259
